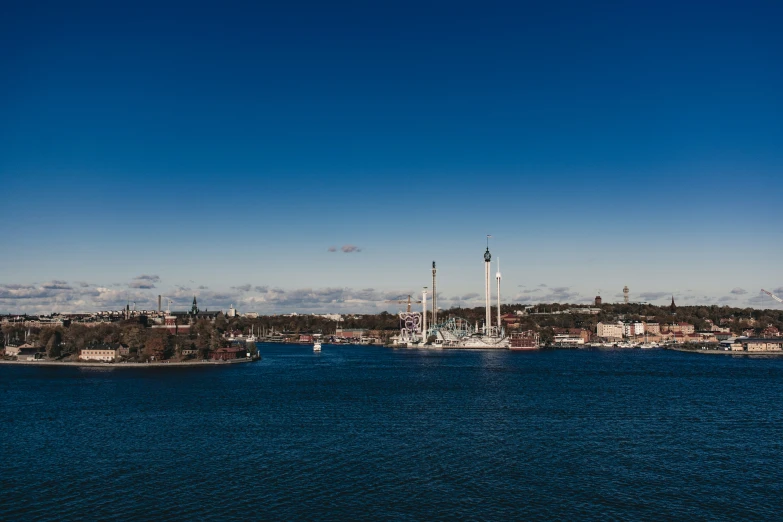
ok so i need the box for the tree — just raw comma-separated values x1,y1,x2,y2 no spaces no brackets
539,328,555,346
45,330,63,359
144,334,166,360
214,312,228,332
122,325,146,357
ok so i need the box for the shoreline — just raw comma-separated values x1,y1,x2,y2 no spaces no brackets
0,358,258,368
667,347,783,356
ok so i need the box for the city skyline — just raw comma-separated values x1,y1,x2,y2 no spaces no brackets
2,2,782,313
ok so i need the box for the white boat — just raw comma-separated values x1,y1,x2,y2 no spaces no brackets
245,326,257,343
313,334,322,352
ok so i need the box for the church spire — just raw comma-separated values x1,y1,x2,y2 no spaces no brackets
191,296,199,315
670,295,676,313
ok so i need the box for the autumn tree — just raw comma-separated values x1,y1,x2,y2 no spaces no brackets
144,333,167,360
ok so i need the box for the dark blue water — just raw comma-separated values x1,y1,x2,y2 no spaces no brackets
2,345,782,520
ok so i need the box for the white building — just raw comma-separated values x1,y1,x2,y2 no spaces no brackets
623,322,645,337
554,333,585,346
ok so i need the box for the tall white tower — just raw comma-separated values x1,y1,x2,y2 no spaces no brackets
422,287,428,341
484,241,492,335
432,261,437,326
496,258,501,335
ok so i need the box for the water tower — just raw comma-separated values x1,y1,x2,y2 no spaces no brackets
623,286,629,304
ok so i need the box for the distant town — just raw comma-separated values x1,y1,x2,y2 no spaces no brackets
2,292,783,364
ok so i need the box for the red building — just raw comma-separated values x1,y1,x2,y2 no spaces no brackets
210,347,244,361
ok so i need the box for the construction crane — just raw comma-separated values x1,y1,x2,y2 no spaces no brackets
761,289,783,304
385,295,422,313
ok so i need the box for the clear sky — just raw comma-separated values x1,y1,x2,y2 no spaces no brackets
1,1,782,314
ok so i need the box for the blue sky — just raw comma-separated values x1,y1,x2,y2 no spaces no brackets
1,1,782,314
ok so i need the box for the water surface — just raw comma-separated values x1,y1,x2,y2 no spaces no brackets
2,345,782,520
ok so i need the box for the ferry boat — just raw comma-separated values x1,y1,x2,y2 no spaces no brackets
313,334,322,352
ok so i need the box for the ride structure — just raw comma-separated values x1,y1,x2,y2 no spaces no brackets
386,295,424,346
390,237,509,349
761,289,783,305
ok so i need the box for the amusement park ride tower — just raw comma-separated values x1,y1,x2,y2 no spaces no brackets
496,258,502,331
432,261,437,326
484,237,492,334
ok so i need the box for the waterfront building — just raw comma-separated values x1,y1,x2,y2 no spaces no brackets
181,345,199,356
663,323,695,335
554,328,590,344
622,322,645,337
644,322,661,335
210,346,244,360
6,343,39,359
597,322,624,339
16,347,41,361
736,338,783,352
553,332,586,346
4,342,29,357
334,328,368,340
80,343,122,362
